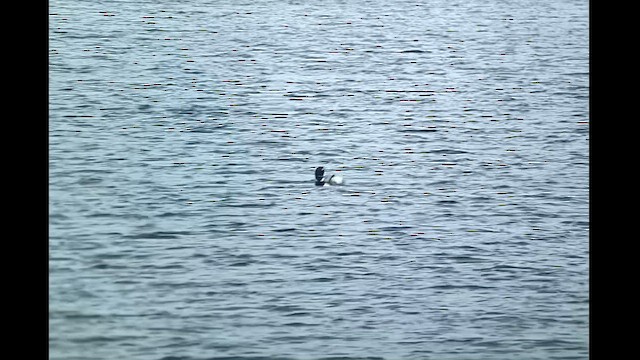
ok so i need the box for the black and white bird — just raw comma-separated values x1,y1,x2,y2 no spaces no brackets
315,166,344,186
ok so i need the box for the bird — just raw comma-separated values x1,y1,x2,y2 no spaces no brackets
315,166,344,186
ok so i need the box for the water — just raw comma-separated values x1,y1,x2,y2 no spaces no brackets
49,0,589,359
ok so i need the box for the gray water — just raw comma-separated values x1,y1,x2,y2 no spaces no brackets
49,0,589,359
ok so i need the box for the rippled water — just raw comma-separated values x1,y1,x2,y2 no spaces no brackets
49,0,589,359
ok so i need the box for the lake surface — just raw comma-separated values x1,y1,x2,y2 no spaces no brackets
49,0,589,359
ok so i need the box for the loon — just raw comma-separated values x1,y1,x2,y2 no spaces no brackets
315,166,344,186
